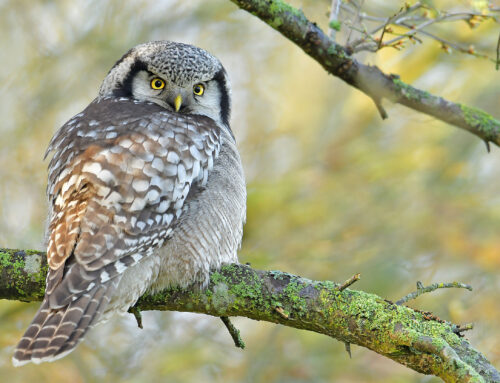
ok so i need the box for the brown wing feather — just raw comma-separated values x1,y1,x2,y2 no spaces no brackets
47,180,94,271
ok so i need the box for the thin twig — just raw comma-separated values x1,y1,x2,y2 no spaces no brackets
399,24,493,61
382,17,441,47
345,22,378,52
344,2,499,63
346,0,364,46
128,306,143,329
353,16,497,61
220,316,245,349
344,342,352,358
453,323,474,335
348,2,423,49
374,100,388,119
336,273,361,291
356,12,386,22
377,3,424,49
328,0,342,40
396,281,472,305
369,2,424,35
377,26,387,50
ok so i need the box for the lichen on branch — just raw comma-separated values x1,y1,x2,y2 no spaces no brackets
0,248,47,302
1,248,498,382
229,0,500,147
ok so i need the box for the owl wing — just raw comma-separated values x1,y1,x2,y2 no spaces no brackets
45,97,221,306
13,97,221,365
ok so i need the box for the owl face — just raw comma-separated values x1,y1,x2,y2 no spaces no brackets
99,41,231,128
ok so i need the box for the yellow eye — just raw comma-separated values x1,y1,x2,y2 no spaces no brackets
151,78,165,90
193,83,204,96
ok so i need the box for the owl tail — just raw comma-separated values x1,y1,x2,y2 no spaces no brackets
12,281,115,366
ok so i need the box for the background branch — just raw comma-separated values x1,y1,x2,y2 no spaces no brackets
396,281,473,305
342,1,498,61
327,0,341,40
229,0,500,147
1,248,499,382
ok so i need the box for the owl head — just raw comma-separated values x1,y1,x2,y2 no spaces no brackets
99,41,231,128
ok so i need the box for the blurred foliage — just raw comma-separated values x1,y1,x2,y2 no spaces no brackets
0,0,499,382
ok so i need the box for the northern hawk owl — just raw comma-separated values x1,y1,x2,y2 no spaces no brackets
13,41,246,365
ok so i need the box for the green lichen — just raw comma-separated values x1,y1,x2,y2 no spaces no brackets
0,251,11,267
318,280,336,290
392,78,431,102
265,0,305,29
329,20,341,31
283,280,304,308
460,103,500,139
0,249,47,301
318,288,336,317
24,253,42,275
269,16,283,28
268,270,292,281
327,45,340,56
209,264,267,311
268,0,303,19
211,283,233,315
210,270,228,285
25,249,43,256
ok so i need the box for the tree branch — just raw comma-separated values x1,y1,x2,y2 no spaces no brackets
229,0,500,147
396,281,473,306
1,248,498,382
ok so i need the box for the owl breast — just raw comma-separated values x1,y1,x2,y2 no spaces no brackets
106,127,246,314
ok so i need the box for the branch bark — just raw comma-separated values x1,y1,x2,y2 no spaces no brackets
1,248,498,382
229,0,500,147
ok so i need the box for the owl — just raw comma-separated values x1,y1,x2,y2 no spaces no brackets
13,41,246,366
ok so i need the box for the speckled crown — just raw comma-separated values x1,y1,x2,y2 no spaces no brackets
99,41,224,96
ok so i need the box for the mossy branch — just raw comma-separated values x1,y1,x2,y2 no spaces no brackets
229,0,500,147
1,248,499,382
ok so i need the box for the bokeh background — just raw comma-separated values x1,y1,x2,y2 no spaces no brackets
0,0,499,382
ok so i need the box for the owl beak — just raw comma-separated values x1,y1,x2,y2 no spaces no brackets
174,94,183,112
